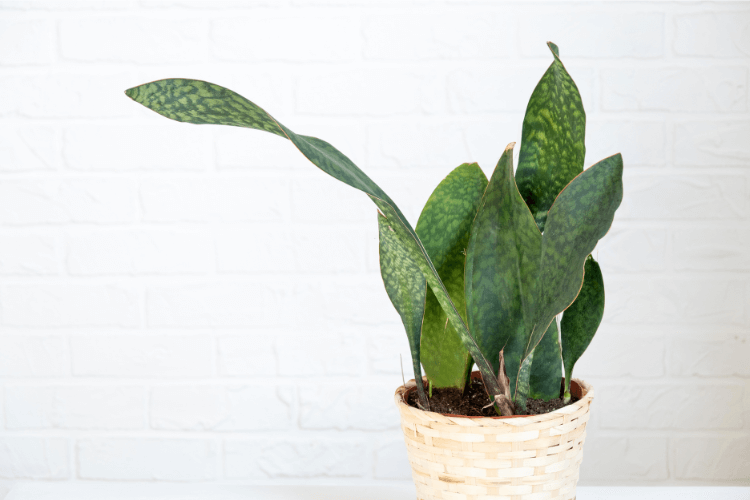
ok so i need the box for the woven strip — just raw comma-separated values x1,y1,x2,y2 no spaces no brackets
395,375,593,500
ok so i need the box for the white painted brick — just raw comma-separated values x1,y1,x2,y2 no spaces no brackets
296,69,445,116
364,12,512,60
0,438,68,479
573,329,665,379
518,12,664,58
668,335,750,377
674,121,750,166
0,1,129,9
374,437,411,480
299,384,399,430
601,67,747,112
367,122,470,169
4,385,144,430
595,228,667,273
215,125,306,171
223,438,367,478
212,15,359,62
0,336,67,377
579,437,668,481
0,18,53,65
674,437,750,480
674,12,750,58
66,229,213,275
673,227,750,271
147,283,285,328
290,175,373,223
599,383,744,430
0,179,137,225
1,284,140,327
71,335,213,377
0,125,60,172
77,439,217,481
139,179,210,222
0,72,133,118
60,17,208,64
293,227,367,274
217,334,276,376
276,330,365,377
143,0,276,7
150,385,293,431
616,174,747,220
215,226,297,274
0,234,58,275
64,125,212,171
606,278,746,326
367,329,412,376
585,121,665,167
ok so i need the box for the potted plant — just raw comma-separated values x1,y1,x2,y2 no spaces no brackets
126,42,622,499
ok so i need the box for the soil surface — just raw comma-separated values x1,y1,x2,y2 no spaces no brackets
406,377,579,417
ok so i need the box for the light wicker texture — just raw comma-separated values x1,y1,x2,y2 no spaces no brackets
395,375,593,500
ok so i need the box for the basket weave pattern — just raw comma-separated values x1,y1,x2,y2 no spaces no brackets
395,377,593,500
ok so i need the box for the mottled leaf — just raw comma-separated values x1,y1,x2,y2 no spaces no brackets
561,255,605,400
528,319,562,401
416,163,487,390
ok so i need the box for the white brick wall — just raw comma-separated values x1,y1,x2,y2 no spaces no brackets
0,0,748,492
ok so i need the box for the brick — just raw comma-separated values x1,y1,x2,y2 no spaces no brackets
579,436,668,481
217,334,276,376
143,0,276,7
595,228,667,273
216,227,296,274
674,121,750,165
64,125,212,171
4,385,144,429
0,336,67,377
223,438,367,478
0,234,58,275
367,122,470,169
599,383,743,430
605,278,746,326
150,385,293,431
0,1,129,9
674,436,750,480
585,121,665,167
364,12,512,60
71,335,213,377
212,16,358,62
616,174,747,220
0,438,68,479
290,175,373,223
519,12,664,58
0,179,137,225
674,12,750,58
0,73,133,118
293,227,366,274
668,335,750,377
367,329,412,376
147,283,285,328
573,328,665,379
66,230,213,275
374,437,411,480
61,17,208,64
673,227,750,271
1,284,140,327
601,67,747,112
0,125,60,172
77,439,217,480
299,384,399,430
276,330,365,377
215,123,305,171
0,18,53,65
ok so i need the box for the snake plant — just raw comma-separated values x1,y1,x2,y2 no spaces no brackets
126,42,622,415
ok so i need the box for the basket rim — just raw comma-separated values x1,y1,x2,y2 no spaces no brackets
395,372,594,423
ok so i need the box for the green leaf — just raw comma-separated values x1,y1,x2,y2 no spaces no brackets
528,319,562,401
515,348,534,414
561,255,605,400
515,42,586,232
416,163,487,390
378,212,429,408
125,79,506,405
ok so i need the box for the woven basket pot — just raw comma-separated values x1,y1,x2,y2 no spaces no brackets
394,372,594,500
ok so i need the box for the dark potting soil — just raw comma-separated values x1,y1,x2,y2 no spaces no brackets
406,377,579,417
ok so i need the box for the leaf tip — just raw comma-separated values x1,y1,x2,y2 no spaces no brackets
124,86,140,101
505,142,516,152
547,41,560,59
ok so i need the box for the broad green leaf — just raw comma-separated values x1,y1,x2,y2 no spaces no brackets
515,42,586,232
528,319,562,401
466,144,622,406
378,212,428,408
125,79,506,404
416,163,487,390
561,255,605,400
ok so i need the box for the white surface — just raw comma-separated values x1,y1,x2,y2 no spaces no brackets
5,484,750,500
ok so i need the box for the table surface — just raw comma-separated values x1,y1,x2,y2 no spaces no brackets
5,484,750,500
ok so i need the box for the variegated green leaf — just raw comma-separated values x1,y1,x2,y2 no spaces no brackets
378,212,429,408
561,255,605,401
529,319,562,401
416,163,488,390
